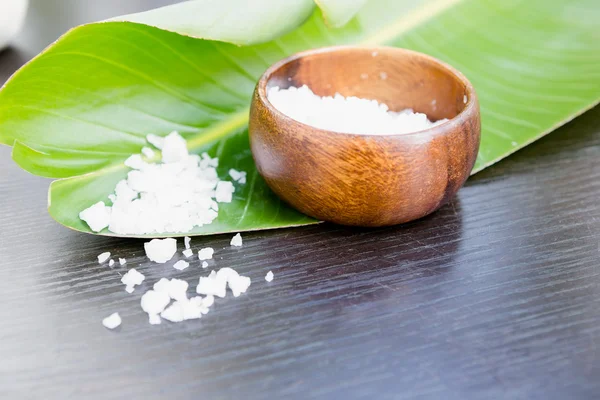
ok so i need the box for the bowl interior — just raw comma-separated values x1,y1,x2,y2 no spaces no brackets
265,47,470,122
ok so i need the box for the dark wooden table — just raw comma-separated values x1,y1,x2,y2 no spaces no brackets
1,1,599,399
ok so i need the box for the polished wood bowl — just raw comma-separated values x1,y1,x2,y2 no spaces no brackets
249,46,480,227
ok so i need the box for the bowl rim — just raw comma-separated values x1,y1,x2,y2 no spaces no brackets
256,45,478,139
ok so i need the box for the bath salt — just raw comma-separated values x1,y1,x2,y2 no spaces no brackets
215,181,235,203
201,261,209,268
141,289,170,325
184,236,191,249
228,169,247,184
80,202,111,232
97,252,111,264
230,233,242,247
108,259,115,267
153,278,188,301
265,271,274,282
102,312,122,330
121,268,145,293
182,249,194,258
173,260,189,271
141,146,155,159
144,238,177,263
78,131,237,235
119,258,127,266
198,247,214,261
267,85,447,135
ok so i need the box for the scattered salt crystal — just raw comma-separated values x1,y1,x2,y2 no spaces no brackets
161,301,185,322
102,312,122,330
121,268,145,292
173,260,189,271
229,275,251,297
141,146,155,159
153,278,170,294
203,295,215,308
162,131,188,163
265,271,274,282
154,278,189,302
80,201,111,232
184,236,191,249
267,85,447,135
182,249,194,258
379,72,388,80
228,169,247,184
215,181,235,203
124,154,145,170
198,247,214,261
119,258,126,266
97,252,111,264
230,233,243,247
108,259,115,267
141,289,171,324
201,261,208,269
144,238,177,263
196,271,227,298
108,194,116,203
146,133,164,149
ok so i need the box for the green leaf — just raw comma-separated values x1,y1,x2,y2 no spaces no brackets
110,0,317,45
1,0,599,237
314,0,369,27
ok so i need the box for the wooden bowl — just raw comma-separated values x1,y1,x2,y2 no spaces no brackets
249,46,480,227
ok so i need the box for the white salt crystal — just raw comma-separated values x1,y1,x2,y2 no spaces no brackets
162,131,188,163
228,169,247,184
464,95,468,104
146,133,164,149
182,249,194,258
265,271,274,282
141,146,155,159
108,259,115,267
124,154,145,170
173,260,189,271
161,302,185,322
113,180,138,203
201,261,208,269
198,247,214,261
102,312,122,330
79,132,237,236
141,289,171,324
196,271,227,298
267,85,447,135
379,72,388,80
121,268,145,292
108,194,116,203
97,252,111,264
80,201,111,232
144,238,177,263
215,181,235,203
230,233,242,247
154,278,189,302
229,275,251,297
153,278,170,294
119,258,126,266
184,236,191,249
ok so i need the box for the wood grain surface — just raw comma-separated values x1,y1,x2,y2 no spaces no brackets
1,1,599,399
